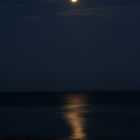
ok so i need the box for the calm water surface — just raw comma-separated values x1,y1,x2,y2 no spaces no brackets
0,93,139,140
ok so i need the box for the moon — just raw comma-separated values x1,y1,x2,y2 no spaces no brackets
70,0,78,3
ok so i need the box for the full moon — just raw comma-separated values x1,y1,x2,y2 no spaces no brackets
71,0,78,3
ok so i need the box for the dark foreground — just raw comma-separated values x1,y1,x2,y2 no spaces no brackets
0,92,139,140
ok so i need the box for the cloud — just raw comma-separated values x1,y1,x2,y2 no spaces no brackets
0,5,12,9
19,16,46,22
58,5,140,17
0,4,23,9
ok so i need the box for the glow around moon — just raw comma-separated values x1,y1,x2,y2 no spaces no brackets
70,0,78,3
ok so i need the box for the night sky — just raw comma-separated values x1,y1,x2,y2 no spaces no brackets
0,0,140,91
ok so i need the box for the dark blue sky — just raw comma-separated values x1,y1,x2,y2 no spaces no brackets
0,0,140,91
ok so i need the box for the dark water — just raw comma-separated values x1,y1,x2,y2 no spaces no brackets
0,92,140,140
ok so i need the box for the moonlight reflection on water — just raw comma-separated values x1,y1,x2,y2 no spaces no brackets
62,94,89,140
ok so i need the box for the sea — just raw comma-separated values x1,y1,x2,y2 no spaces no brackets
0,92,139,140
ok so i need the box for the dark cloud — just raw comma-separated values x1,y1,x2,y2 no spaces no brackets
0,5,12,9
59,5,140,17
19,16,46,22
